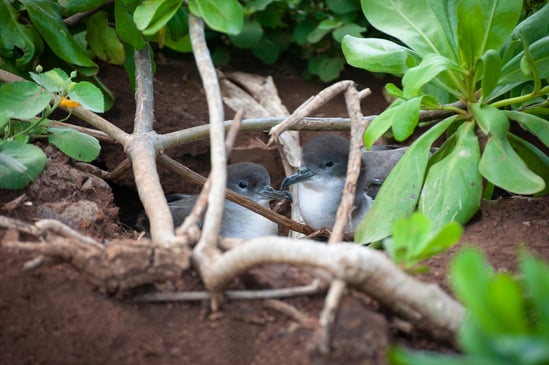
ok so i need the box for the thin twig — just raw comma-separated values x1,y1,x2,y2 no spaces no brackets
133,280,323,302
268,80,355,144
264,299,318,329
35,219,102,247
189,14,226,256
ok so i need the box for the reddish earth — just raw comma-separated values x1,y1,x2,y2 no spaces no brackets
1,55,548,365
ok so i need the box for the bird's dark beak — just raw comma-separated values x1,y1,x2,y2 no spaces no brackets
280,167,316,190
259,185,293,203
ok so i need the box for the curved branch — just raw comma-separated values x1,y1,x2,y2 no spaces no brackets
189,14,226,269
206,237,465,333
128,46,176,244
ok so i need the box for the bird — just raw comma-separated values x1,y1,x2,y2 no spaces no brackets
166,162,292,239
281,134,373,232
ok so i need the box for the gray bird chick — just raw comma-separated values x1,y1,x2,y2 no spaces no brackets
168,162,291,239
281,134,373,232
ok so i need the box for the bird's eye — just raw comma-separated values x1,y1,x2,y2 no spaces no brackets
325,161,334,167
238,181,247,189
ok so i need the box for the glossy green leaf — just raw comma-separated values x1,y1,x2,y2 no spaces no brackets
134,0,181,36
48,127,100,162
360,0,458,58
355,116,458,244
0,141,46,189
0,81,51,120
472,103,509,139
86,11,125,65
505,110,549,148
307,19,340,44
413,222,462,262
389,212,431,265
20,0,98,75
508,133,549,196
479,50,502,98
419,122,482,232
391,97,422,141
58,0,106,14
509,3,549,55
229,19,263,48
480,136,545,195
332,23,366,43
67,81,106,113
402,53,461,98
114,0,147,50
498,37,549,90
244,0,274,12
191,0,244,35
29,68,70,93
364,99,417,148
457,0,521,68
342,36,416,76
0,0,36,68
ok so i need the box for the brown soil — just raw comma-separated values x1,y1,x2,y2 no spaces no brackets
1,55,548,365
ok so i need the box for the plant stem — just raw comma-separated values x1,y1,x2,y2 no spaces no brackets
491,85,549,109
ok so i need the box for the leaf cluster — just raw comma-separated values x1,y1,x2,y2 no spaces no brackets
0,68,103,189
345,0,549,244
391,249,549,365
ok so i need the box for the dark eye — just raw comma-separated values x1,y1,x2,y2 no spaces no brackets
325,161,334,167
238,181,247,189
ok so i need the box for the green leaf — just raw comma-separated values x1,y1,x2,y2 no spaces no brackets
342,36,416,76
508,133,549,196
486,274,529,333
251,37,279,64
0,81,51,120
355,115,458,244
86,11,125,65
327,0,359,14
67,81,106,113
498,37,549,92
307,19,341,44
293,19,316,45
450,249,496,329
479,50,501,98
0,141,46,189
29,68,70,93
229,19,263,48
20,0,98,75
402,53,462,98
412,222,462,262
191,0,244,35
391,97,422,141
419,122,482,232
519,252,549,335
480,136,545,195
47,127,100,162
389,347,488,365
58,0,106,14
134,0,181,36
332,23,366,43
472,103,509,139
457,0,521,68
114,0,147,50
0,0,36,68
308,55,345,82
508,3,549,57
361,0,458,58
505,110,549,148
390,212,431,265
